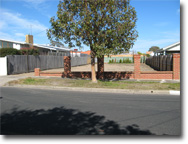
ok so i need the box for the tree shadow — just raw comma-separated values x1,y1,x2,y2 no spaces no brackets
1,107,154,135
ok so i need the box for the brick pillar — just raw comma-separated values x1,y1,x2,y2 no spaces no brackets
34,68,40,76
64,56,71,77
173,53,180,80
134,55,141,79
97,55,104,80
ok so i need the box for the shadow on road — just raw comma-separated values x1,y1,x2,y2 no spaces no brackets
1,106,154,135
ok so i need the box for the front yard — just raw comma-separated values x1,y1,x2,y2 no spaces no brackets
42,63,156,73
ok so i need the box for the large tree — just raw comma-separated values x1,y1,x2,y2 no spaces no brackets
47,0,138,82
149,46,160,52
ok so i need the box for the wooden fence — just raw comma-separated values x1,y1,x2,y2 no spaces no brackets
7,55,90,75
145,55,173,71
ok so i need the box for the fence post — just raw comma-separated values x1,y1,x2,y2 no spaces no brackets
64,56,71,77
173,53,180,80
97,55,104,80
34,68,40,76
134,54,141,79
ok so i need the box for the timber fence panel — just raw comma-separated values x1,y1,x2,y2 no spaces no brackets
146,55,173,71
7,55,88,74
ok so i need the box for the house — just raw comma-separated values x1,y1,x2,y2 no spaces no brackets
81,50,91,55
146,51,154,56
154,41,180,55
0,35,71,55
70,50,90,57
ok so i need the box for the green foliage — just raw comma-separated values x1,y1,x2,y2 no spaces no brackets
146,54,150,57
137,51,142,55
20,49,39,56
108,58,132,64
149,46,160,52
47,0,138,57
0,48,39,57
0,48,20,57
123,58,132,63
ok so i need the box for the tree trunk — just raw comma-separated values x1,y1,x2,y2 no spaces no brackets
91,50,97,83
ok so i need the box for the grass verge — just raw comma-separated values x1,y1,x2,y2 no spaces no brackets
6,77,180,90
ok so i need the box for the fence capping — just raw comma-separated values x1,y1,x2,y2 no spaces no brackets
173,53,180,58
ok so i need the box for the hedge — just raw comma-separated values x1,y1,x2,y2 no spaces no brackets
0,48,39,57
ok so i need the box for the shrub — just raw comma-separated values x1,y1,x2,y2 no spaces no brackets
0,48,20,57
146,54,150,57
112,59,114,63
137,51,142,55
109,59,112,63
123,58,132,63
20,49,39,55
119,59,122,63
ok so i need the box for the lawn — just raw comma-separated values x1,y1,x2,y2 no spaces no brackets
7,77,180,90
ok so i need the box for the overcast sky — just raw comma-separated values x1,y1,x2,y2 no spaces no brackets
0,0,180,53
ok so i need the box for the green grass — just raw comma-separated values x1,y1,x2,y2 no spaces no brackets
22,78,47,85
7,77,180,90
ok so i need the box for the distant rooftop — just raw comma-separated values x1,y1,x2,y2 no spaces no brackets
0,38,71,52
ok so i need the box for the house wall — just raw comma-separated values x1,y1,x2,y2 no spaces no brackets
13,43,21,50
0,57,7,76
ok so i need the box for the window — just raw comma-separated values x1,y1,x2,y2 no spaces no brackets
3,41,7,48
8,42,13,48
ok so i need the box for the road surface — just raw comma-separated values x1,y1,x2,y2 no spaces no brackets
0,87,181,135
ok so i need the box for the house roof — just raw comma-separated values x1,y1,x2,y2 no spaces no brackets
81,50,91,55
155,41,180,53
0,38,71,51
0,38,26,44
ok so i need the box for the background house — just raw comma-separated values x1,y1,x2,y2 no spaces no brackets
154,41,180,55
0,35,71,55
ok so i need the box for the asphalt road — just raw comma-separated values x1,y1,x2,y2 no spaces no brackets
0,87,181,135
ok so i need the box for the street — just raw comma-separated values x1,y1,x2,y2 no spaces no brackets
0,87,181,135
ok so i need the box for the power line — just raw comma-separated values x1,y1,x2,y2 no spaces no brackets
33,29,48,35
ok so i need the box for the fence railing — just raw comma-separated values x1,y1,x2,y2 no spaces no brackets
145,55,173,71
7,55,90,75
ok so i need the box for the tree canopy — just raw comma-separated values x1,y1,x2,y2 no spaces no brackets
47,0,138,82
47,0,138,56
148,46,160,52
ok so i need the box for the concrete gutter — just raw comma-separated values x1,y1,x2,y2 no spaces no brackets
3,85,180,95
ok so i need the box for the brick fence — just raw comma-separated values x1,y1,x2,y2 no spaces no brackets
35,53,180,80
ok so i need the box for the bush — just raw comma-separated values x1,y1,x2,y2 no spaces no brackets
146,54,150,57
109,59,112,63
112,59,114,63
0,48,20,57
20,49,39,56
123,58,132,63
119,59,122,63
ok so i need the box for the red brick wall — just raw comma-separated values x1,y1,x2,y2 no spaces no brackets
134,55,141,79
34,54,180,80
173,53,180,79
140,71,173,79
64,56,71,77
34,68,40,76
